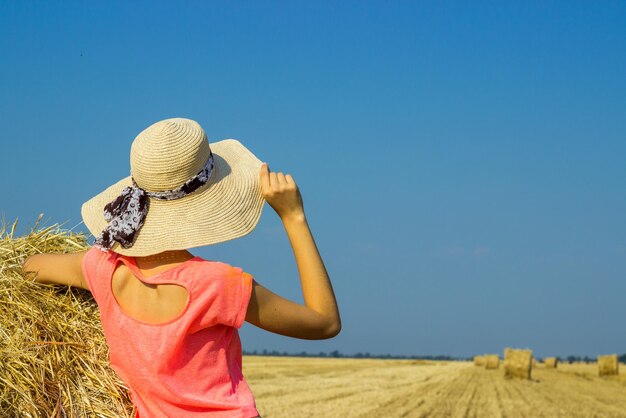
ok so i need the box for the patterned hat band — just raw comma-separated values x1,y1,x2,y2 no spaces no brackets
94,152,215,252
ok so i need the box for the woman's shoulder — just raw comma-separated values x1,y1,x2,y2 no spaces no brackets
85,245,118,265
189,257,246,275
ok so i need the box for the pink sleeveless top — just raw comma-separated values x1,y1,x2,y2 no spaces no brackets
81,246,259,418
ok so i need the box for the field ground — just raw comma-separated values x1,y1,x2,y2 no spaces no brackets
242,356,626,418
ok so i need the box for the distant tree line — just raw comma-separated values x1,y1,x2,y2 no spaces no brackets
543,354,626,364
242,349,462,361
243,350,626,362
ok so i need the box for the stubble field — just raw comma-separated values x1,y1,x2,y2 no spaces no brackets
242,356,626,418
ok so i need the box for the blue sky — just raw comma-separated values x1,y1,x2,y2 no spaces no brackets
1,1,625,358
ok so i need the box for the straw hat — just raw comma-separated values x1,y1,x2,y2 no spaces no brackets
81,118,265,256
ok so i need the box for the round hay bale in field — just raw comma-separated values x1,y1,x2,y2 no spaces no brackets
0,217,134,417
544,357,558,369
503,348,533,380
473,355,486,367
485,354,500,370
598,354,619,377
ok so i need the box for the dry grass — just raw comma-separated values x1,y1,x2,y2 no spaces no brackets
558,362,626,383
474,355,486,366
598,354,619,377
485,354,500,370
243,357,626,418
544,357,558,369
504,348,533,380
0,216,133,417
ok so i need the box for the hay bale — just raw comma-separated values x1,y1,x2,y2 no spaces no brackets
503,348,533,379
485,354,499,369
473,355,486,367
0,216,133,417
598,354,619,377
544,357,558,369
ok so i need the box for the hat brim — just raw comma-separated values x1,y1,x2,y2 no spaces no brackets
81,139,265,256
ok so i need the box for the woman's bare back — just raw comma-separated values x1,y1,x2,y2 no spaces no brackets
111,251,194,324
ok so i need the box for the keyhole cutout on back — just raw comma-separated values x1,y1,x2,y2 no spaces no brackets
111,261,190,325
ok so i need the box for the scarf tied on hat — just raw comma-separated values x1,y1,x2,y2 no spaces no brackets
95,153,214,252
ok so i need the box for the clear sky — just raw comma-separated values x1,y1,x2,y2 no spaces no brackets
1,1,625,358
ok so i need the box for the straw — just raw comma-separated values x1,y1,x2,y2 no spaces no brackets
0,215,134,417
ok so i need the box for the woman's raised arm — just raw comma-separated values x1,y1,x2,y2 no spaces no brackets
244,164,341,340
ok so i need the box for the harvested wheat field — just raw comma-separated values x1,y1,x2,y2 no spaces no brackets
243,356,626,418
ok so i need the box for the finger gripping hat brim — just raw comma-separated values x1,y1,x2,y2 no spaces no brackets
81,139,265,256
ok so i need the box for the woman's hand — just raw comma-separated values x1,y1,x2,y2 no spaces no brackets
259,163,304,222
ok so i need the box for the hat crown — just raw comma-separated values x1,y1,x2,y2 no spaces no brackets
130,118,211,192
